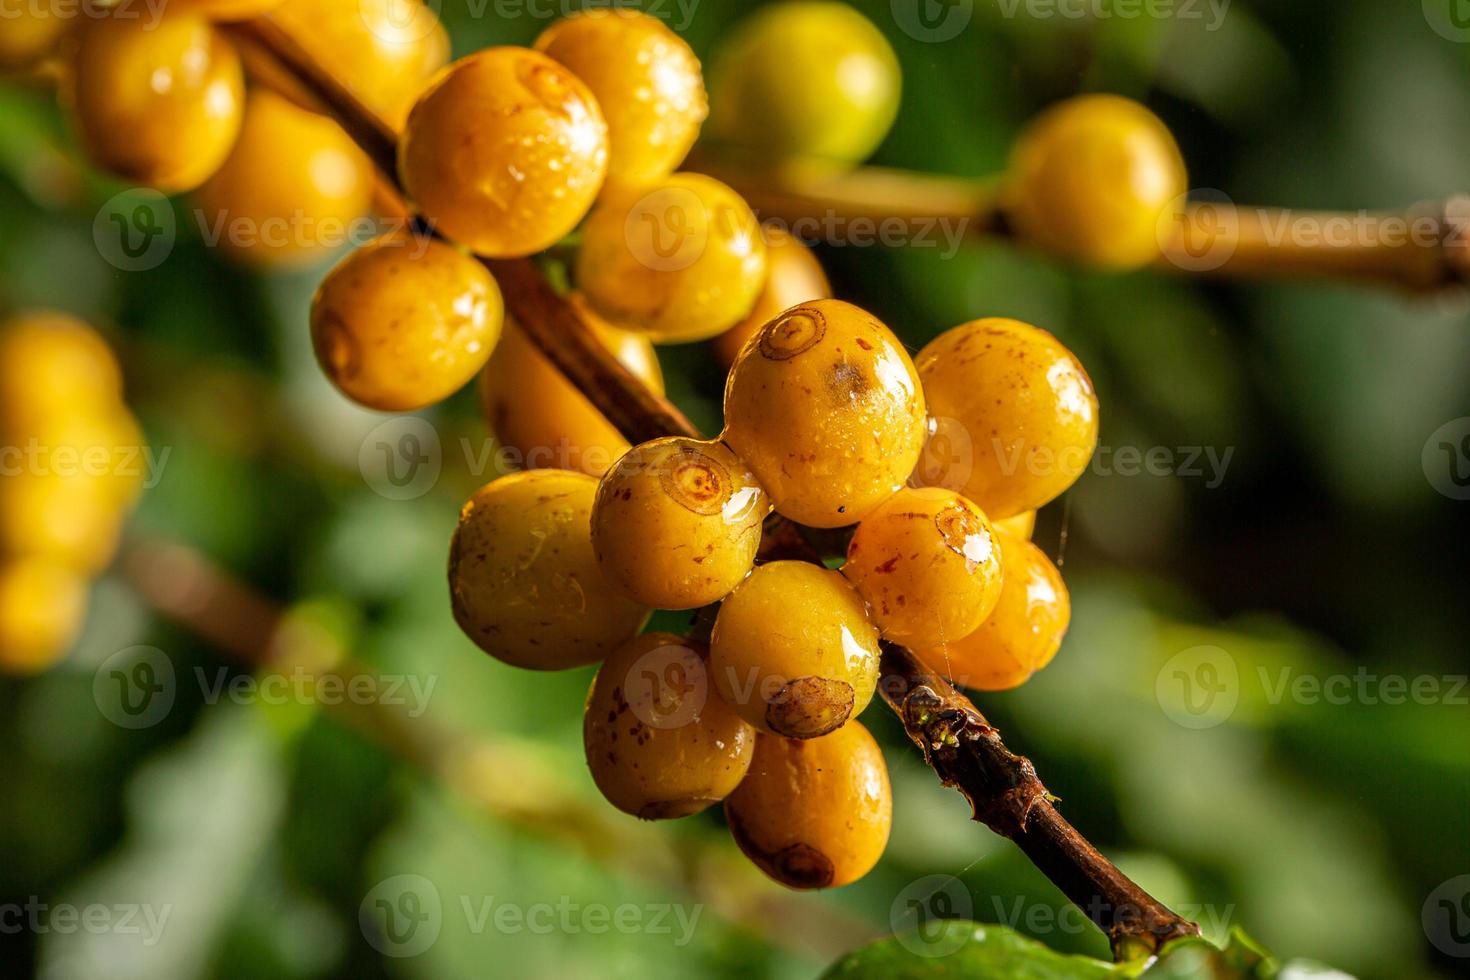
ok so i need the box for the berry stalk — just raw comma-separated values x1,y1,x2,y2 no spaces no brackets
229,15,1200,958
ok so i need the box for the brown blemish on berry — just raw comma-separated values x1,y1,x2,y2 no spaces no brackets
759,307,826,361
765,676,854,738
725,807,837,889
659,447,731,516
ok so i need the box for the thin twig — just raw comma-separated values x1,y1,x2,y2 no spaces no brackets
225,17,1200,957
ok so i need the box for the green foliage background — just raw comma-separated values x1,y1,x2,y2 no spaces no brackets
1,1,1468,978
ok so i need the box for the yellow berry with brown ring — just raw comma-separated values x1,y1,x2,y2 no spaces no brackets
725,721,892,890
713,225,830,367
709,560,880,739
0,311,124,426
193,90,374,270
592,437,768,610
0,0,73,70
268,0,449,130
449,470,650,671
914,528,1070,692
1005,94,1187,269
478,293,664,478
842,487,1003,649
67,12,244,193
584,632,756,819
722,299,927,528
576,173,767,342
535,9,707,192
400,47,609,258
914,318,1097,520
0,558,88,675
311,231,504,412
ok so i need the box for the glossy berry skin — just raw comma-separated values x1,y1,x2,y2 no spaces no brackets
535,9,706,192
69,13,244,192
713,225,830,366
914,318,1098,520
576,173,767,342
709,560,880,739
584,632,756,819
725,722,892,890
592,437,768,610
843,488,1003,649
915,528,1069,691
707,1,899,170
1006,94,1187,269
0,3,72,70
193,91,374,269
723,299,927,528
269,0,449,130
0,559,87,675
478,294,664,478
995,510,1036,540
448,470,650,671
400,48,609,258
0,312,123,425
311,232,504,412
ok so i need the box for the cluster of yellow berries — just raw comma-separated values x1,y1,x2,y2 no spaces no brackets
0,313,143,674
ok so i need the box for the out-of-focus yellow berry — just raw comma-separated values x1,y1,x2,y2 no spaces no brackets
0,558,88,674
994,510,1036,540
68,13,244,193
915,528,1070,691
268,0,449,130
723,299,927,528
725,722,892,889
0,312,123,425
915,318,1097,520
448,470,650,671
0,0,73,70
311,232,504,412
576,173,767,342
1005,94,1187,269
713,225,830,366
193,91,374,270
584,632,756,819
592,437,768,610
172,0,286,18
535,9,706,192
478,294,664,478
400,48,609,258
843,487,1004,649
709,560,880,739
707,1,900,170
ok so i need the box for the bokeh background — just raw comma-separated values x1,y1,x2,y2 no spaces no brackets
2,1,1468,977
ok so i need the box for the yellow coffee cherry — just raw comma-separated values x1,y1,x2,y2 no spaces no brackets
1005,94,1187,269
707,1,899,170
713,225,830,366
722,299,927,528
583,632,756,819
915,528,1069,691
725,722,892,889
534,9,706,192
0,558,88,675
0,1,73,70
592,437,768,610
576,173,767,342
843,488,1003,650
709,560,880,739
68,12,244,193
311,232,504,412
448,470,650,671
193,91,374,270
995,510,1036,540
914,318,1098,520
0,312,124,426
400,48,609,258
171,0,285,18
269,0,449,130
478,294,664,478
